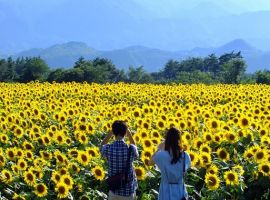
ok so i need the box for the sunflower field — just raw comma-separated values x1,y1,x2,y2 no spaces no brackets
0,82,270,200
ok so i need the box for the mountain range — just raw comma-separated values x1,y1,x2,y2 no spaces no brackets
6,39,270,73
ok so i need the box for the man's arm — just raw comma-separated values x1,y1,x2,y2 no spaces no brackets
101,131,113,146
127,129,136,145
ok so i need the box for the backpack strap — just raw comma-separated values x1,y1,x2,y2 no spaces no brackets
182,151,186,192
124,146,132,179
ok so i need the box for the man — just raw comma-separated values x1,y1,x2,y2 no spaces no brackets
100,120,139,200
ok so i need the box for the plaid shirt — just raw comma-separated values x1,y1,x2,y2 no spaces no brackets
101,139,139,196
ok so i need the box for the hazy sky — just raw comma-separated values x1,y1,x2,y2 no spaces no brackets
1,0,270,52
2,0,270,15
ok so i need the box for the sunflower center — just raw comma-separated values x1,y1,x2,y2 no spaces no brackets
5,172,10,179
81,154,87,162
209,176,217,186
256,152,264,160
37,184,45,193
58,186,66,194
135,169,142,177
95,169,102,176
219,150,227,159
241,118,248,126
64,178,71,185
27,174,34,181
227,173,235,181
262,165,270,173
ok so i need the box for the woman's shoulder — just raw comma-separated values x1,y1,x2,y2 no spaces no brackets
154,150,169,158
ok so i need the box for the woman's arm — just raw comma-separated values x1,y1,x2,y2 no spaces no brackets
149,141,165,165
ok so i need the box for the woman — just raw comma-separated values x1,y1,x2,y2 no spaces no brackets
149,127,191,200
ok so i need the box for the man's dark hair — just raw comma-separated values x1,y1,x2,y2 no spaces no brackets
112,120,128,137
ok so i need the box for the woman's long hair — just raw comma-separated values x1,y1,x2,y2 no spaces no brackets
164,127,182,164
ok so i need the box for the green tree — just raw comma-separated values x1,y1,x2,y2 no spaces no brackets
220,59,246,84
127,66,153,83
255,70,270,84
204,54,219,75
62,68,84,82
176,70,216,84
47,69,65,82
219,51,242,66
1,57,18,82
162,59,180,80
20,57,49,82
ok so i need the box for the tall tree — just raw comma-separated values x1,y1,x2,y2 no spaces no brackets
127,66,153,83
220,59,246,84
204,54,220,75
255,70,270,84
20,57,49,82
162,59,180,80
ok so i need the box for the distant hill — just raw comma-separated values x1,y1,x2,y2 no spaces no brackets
11,40,270,73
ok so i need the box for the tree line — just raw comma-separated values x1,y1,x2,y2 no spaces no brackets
0,52,270,84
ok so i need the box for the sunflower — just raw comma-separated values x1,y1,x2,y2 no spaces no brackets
254,149,267,163
12,193,26,200
199,144,212,154
216,148,230,161
261,136,270,147
138,129,148,139
156,119,165,130
193,138,203,149
0,133,9,144
205,173,220,190
55,182,70,199
199,152,212,167
68,148,79,159
225,132,238,144
207,164,219,175
23,141,34,150
16,149,24,158
0,154,5,167
13,126,24,138
187,150,199,167
77,151,90,166
61,174,74,189
203,132,212,143
25,150,34,161
51,171,61,184
91,166,105,180
1,169,13,183
6,147,17,161
142,138,153,149
208,119,219,131
40,151,52,160
55,152,68,166
135,166,146,180
54,131,66,145
77,132,88,145
68,162,81,173
42,134,52,146
34,183,48,197
179,120,186,130
243,149,254,160
239,116,250,128
24,171,36,186
17,158,28,171
224,170,239,186
232,165,245,176
258,163,270,176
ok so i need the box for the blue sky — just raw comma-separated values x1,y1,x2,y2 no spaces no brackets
1,0,270,52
